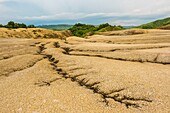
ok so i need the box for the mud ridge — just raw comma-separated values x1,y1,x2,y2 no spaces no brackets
109,46,170,51
3,58,44,77
69,53,170,65
0,46,40,61
61,46,169,64
70,49,117,52
70,45,170,53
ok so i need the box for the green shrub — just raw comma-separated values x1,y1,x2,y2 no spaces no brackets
1,21,35,29
113,26,124,30
28,25,36,28
69,23,96,37
69,23,124,37
0,24,4,28
97,23,111,30
6,21,15,28
97,26,114,32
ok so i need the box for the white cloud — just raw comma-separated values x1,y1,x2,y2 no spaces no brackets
0,0,170,25
20,13,84,20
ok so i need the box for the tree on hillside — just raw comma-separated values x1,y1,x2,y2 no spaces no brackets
6,21,15,28
0,24,3,27
14,23,20,28
19,23,27,28
2,21,35,29
27,24,36,28
97,23,111,30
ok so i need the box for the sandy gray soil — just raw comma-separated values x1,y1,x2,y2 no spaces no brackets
0,30,170,113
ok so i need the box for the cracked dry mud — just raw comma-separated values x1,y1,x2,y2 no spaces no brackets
0,30,170,113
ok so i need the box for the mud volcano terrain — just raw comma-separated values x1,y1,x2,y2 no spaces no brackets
0,29,170,113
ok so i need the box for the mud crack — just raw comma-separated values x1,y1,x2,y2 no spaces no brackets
62,47,73,55
44,53,153,109
102,93,152,108
37,44,46,54
34,78,61,87
53,42,60,48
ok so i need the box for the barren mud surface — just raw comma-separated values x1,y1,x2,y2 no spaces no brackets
0,30,170,113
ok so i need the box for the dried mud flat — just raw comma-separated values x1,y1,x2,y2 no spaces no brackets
0,29,170,113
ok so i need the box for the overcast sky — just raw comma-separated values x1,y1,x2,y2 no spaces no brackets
0,0,170,25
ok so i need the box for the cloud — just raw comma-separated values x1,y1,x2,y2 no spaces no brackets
18,10,170,25
0,0,170,25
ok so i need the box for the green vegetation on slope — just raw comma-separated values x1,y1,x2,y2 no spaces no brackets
137,17,170,29
0,21,36,29
69,23,124,37
37,24,73,30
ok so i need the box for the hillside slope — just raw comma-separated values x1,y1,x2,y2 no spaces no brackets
137,17,170,29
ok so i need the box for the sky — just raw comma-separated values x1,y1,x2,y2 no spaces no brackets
0,0,170,25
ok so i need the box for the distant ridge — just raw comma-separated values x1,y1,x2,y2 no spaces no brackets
37,24,73,30
137,17,170,29
123,26,136,29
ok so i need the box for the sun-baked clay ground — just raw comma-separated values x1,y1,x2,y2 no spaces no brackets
0,29,170,113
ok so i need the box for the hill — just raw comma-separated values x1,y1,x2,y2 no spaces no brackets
137,17,170,29
37,24,73,30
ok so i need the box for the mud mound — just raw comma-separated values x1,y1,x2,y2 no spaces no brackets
85,29,170,44
0,28,71,39
159,24,170,30
96,29,148,36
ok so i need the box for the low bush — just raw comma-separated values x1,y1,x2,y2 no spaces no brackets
69,23,124,37
0,21,36,29
0,24,3,28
